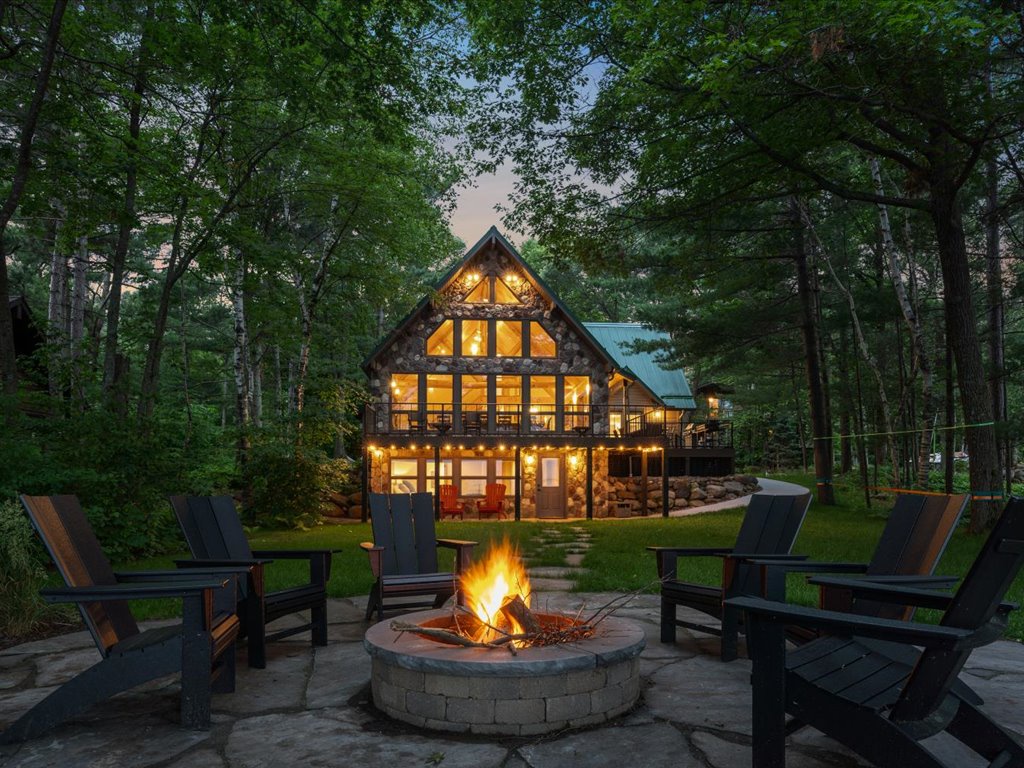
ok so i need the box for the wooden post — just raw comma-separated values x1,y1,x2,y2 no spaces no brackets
662,448,669,518
361,448,370,523
749,616,787,768
640,450,648,517
514,446,522,521
586,446,593,520
434,443,441,521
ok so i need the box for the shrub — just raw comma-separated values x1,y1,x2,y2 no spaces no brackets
0,499,61,639
247,441,354,529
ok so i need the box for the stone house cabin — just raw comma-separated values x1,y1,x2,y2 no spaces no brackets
361,227,738,520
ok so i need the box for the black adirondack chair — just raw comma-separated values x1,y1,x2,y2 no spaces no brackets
730,496,1024,768
1,496,240,744
752,493,969,640
649,492,812,661
362,492,476,621
169,495,335,669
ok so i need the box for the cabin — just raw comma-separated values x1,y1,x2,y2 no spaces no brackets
361,227,734,520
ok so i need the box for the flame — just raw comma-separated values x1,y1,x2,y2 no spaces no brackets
459,539,531,642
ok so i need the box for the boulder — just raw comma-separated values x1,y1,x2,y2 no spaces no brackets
723,481,744,494
688,499,704,508
706,484,726,499
690,486,707,501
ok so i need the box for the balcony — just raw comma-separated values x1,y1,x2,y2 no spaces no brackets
363,402,732,448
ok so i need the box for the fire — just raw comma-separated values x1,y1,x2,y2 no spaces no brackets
459,539,531,642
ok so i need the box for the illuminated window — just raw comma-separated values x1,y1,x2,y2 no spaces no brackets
390,374,418,406
426,374,453,416
426,320,454,356
494,278,521,304
465,276,490,303
495,320,523,357
462,319,487,356
390,459,418,494
495,458,517,495
461,458,488,496
529,321,556,357
564,376,590,431
610,412,623,436
461,375,487,423
495,375,522,413
424,459,452,493
529,376,556,432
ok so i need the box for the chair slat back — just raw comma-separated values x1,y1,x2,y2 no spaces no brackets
439,485,460,514
483,484,506,507
859,493,967,620
368,492,441,576
893,497,1024,722
731,493,811,596
170,495,255,560
20,495,139,654
412,492,440,574
368,493,398,574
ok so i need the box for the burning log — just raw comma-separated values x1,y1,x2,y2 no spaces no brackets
499,594,541,635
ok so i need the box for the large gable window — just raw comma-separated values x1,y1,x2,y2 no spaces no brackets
495,320,523,357
427,320,454,356
462,319,487,357
461,272,523,304
494,277,521,304
529,321,557,357
465,276,490,303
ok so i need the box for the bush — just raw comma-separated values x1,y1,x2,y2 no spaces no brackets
247,441,354,528
0,499,61,639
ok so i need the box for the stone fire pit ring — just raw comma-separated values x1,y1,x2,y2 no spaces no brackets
364,609,646,736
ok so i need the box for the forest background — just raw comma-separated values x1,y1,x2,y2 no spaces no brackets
0,1,1022,569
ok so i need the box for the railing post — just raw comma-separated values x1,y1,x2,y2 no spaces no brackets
586,446,593,520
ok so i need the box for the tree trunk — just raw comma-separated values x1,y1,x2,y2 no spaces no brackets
231,255,250,468
0,0,68,401
791,197,834,504
70,235,88,347
929,180,1000,530
47,229,67,399
984,155,1007,492
251,342,263,427
103,3,153,396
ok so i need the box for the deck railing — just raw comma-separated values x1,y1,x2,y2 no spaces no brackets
363,402,732,447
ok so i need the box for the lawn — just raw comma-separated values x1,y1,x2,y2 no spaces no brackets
120,472,1024,642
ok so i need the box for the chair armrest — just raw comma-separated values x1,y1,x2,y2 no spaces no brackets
117,567,250,580
647,546,734,556
437,539,476,573
251,549,340,558
853,574,958,586
174,558,272,567
726,596,974,649
41,579,233,603
743,559,867,601
807,576,957,610
361,542,384,578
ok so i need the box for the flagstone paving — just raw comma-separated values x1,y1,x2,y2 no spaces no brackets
2,593,1022,767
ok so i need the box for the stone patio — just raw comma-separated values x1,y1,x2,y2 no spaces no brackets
2,592,1023,768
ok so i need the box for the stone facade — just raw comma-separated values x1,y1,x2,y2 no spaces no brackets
605,474,761,516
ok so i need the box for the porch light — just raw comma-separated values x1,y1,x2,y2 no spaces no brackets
444,443,452,450
410,443,416,450
525,454,536,466
568,454,579,469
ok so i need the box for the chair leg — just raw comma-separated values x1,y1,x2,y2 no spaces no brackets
660,597,677,643
312,599,328,646
720,605,739,662
212,644,236,694
245,590,267,670
365,582,382,621
946,698,1024,765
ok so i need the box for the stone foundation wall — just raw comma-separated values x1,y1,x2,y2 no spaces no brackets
605,474,760,516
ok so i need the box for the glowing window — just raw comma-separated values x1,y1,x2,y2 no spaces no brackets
529,322,556,357
390,374,418,406
461,459,488,496
529,376,556,432
462,319,487,356
461,374,487,409
465,277,490,303
495,375,522,413
493,278,521,304
390,459,418,494
426,374,453,412
495,320,523,357
424,459,453,493
426,320,454,356
495,459,517,495
565,376,590,430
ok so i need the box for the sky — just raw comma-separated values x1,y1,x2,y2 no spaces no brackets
447,160,525,249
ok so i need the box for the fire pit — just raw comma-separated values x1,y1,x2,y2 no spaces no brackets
363,542,645,735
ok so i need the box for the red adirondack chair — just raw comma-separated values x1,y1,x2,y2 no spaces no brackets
476,483,507,520
439,484,463,520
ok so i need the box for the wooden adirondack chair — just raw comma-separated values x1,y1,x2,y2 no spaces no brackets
753,493,968,641
476,483,507,520
169,496,335,669
439,484,463,520
1,496,240,744
362,492,476,621
648,492,812,661
730,496,1024,768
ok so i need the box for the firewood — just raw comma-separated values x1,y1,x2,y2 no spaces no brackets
498,594,542,635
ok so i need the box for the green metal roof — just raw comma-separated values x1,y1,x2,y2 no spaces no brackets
583,322,696,410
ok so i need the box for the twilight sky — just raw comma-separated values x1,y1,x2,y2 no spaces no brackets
447,160,526,249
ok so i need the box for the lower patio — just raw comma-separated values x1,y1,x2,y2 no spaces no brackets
2,591,1022,768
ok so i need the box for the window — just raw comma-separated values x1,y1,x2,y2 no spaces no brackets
494,278,521,304
529,322,556,357
461,458,488,496
391,374,418,406
465,276,490,303
495,458,517,495
426,320,454,356
564,376,590,431
529,376,556,432
540,457,560,487
462,319,487,356
495,321,523,357
426,375,453,419
424,459,453,493
390,459,419,493
461,375,487,426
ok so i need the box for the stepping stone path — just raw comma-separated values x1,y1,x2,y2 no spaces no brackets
524,526,592,592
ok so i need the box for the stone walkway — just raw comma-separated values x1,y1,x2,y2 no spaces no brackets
2,592,1022,768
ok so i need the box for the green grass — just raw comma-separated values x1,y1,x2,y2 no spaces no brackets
115,473,1024,642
